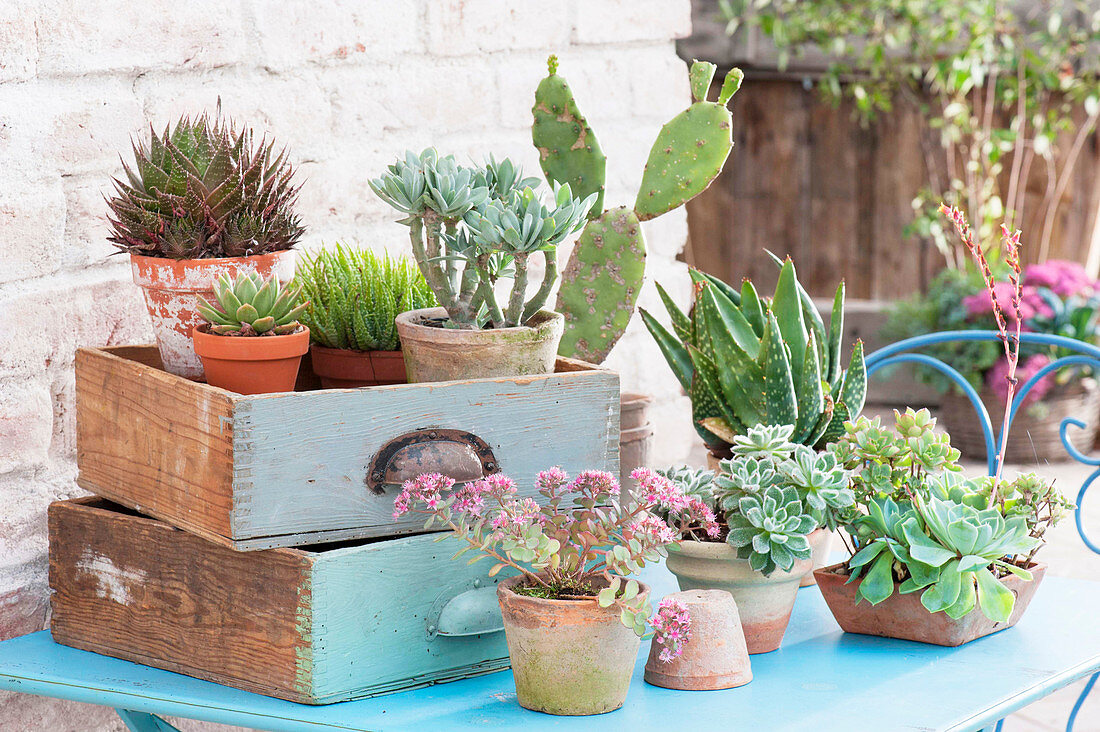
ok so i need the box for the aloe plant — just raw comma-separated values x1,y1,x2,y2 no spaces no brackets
641,257,866,449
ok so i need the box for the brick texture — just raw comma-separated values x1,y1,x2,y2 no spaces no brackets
0,2,694,729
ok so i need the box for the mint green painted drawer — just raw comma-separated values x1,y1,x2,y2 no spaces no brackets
49,497,514,704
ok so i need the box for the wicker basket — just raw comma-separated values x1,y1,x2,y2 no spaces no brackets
938,378,1100,464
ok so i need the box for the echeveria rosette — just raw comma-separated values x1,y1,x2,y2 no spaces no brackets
724,486,817,576
780,445,854,530
197,272,308,336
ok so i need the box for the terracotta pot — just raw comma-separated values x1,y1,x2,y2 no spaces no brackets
666,540,810,654
497,574,646,715
131,251,296,380
940,379,1100,463
395,308,564,383
192,325,309,395
309,345,407,388
644,589,752,691
814,561,1047,646
619,392,654,492
799,528,835,587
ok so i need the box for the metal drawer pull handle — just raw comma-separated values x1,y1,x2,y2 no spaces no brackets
428,585,505,639
366,429,499,495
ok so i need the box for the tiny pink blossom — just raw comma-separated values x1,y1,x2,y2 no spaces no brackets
649,598,692,663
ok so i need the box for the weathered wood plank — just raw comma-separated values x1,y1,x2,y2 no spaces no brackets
75,347,236,540
48,498,312,702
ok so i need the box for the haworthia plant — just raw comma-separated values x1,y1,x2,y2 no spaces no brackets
533,56,743,363
640,257,866,449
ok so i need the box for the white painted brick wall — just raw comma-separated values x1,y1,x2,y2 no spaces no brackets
0,2,694,729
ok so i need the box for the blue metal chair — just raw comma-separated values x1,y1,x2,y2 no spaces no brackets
866,330,1100,732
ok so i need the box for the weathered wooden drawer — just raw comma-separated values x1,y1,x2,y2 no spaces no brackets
49,497,515,704
76,345,619,550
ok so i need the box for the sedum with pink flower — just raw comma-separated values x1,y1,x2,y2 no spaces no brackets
393,466,718,660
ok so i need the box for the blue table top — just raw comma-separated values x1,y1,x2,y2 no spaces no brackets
1,567,1099,732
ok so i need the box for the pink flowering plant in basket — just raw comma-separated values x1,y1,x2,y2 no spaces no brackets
393,467,717,659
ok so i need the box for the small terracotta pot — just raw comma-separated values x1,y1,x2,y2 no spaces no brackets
619,392,654,493
666,540,810,654
815,561,1047,646
395,308,564,383
800,528,835,587
644,589,752,691
131,251,296,379
309,345,407,388
192,325,309,395
497,575,646,716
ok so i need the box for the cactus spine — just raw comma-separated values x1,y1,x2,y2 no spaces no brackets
533,57,742,363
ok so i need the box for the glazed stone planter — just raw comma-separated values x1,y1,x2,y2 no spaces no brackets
309,345,407,388
395,308,564,383
496,574,646,715
814,561,1047,646
800,528,834,588
192,326,310,395
666,540,811,654
131,251,295,380
644,589,752,691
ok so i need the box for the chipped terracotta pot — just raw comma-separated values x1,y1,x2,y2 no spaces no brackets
666,540,810,654
395,308,564,383
644,589,752,691
131,251,296,379
497,574,646,716
800,528,834,587
192,325,309,395
814,561,1046,646
309,345,407,388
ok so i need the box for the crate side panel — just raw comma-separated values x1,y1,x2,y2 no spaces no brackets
234,370,620,540
75,347,236,539
310,534,512,700
48,498,314,702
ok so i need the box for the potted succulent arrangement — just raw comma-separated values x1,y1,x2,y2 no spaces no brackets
193,272,309,395
530,57,743,485
641,258,867,465
106,110,304,379
392,467,715,715
884,259,1100,461
294,244,436,387
369,152,596,382
660,422,855,653
814,209,1074,645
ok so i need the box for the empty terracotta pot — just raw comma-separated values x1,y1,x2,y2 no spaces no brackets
131,251,296,380
619,392,654,493
497,575,646,715
800,528,835,587
644,589,752,691
666,540,811,654
395,308,564,383
192,326,309,395
815,561,1047,646
309,345,407,388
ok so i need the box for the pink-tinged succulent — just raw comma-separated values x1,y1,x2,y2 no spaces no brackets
649,598,692,663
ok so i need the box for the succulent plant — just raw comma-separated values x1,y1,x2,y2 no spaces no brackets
725,486,817,575
641,257,866,450
107,111,304,259
370,150,596,329
294,245,435,351
533,57,743,364
197,272,308,336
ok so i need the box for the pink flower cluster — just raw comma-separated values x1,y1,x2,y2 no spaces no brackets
626,514,678,545
393,472,454,518
1024,260,1098,300
568,469,620,498
962,282,1053,326
649,597,692,663
986,353,1052,407
632,468,720,538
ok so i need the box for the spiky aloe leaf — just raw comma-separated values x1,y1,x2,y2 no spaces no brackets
640,308,693,392
838,339,867,419
758,311,798,427
826,281,845,387
701,417,741,444
532,55,606,217
772,258,808,386
805,395,836,447
815,400,850,449
765,249,826,373
698,271,741,306
740,279,765,337
687,344,741,443
656,282,692,343
794,331,826,443
697,275,760,359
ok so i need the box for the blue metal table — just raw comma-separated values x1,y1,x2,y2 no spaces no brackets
1,564,1098,732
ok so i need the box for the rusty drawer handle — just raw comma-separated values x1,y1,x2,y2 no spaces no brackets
366,429,499,495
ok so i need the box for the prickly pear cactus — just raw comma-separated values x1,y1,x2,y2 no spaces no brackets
531,55,606,216
634,63,741,221
555,206,646,363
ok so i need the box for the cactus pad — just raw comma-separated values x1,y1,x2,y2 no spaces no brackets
532,55,606,216
555,206,646,362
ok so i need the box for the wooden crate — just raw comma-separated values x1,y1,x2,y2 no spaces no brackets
49,497,515,704
76,345,619,550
